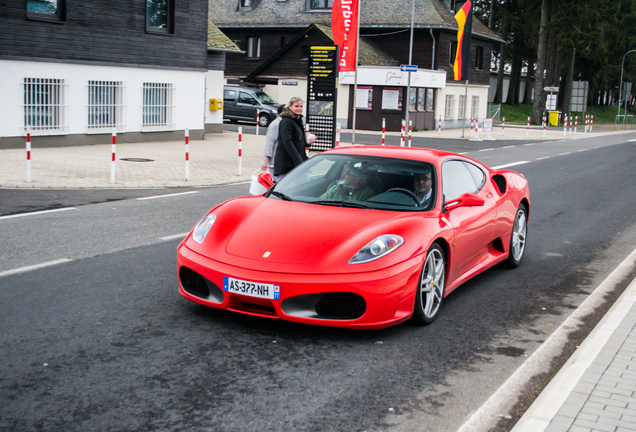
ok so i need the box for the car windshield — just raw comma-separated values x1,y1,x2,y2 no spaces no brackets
255,92,277,105
268,154,436,211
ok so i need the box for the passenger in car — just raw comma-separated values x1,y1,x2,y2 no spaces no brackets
319,162,375,201
414,167,434,206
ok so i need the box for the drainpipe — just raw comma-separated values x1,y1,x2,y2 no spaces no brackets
430,28,436,69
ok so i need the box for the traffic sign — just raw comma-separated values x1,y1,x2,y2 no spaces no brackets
400,64,418,72
544,86,559,92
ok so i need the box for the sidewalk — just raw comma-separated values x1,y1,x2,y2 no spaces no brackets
0,123,610,188
2,123,636,432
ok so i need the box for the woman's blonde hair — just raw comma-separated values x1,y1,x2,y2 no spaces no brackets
288,96,304,106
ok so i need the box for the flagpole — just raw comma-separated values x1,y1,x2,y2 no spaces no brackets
351,0,361,145
462,79,468,138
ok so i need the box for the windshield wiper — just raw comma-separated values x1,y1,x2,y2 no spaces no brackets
312,200,370,209
268,191,293,201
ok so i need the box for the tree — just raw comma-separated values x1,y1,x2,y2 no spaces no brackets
531,0,549,124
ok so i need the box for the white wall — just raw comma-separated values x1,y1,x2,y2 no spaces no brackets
436,83,490,129
0,60,206,138
205,70,225,126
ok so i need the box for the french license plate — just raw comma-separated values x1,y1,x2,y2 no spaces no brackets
223,276,280,300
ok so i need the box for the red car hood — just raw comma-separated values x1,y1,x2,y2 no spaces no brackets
188,197,430,274
226,200,393,264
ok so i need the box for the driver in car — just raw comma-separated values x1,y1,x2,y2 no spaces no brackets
413,167,433,206
320,162,375,202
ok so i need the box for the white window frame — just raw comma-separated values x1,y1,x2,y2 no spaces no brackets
87,80,125,133
23,77,68,134
458,95,466,119
142,82,175,131
471,95,479,118
444,95,455,120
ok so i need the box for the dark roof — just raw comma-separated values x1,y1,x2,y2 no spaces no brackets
245,23,398,81
210,0,501,42
207,22,241,51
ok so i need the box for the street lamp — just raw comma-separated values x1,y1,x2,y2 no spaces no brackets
617,49,636,129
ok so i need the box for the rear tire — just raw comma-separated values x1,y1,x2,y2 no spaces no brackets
412,243,445,325
505,203,528,268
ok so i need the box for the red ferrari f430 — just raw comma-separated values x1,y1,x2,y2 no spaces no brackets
177,146,529,329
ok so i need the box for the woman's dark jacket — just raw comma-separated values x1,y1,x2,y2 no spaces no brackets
273,108,308,177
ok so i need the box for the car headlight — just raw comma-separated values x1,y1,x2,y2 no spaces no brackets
349,235,404,264
192,213,216,244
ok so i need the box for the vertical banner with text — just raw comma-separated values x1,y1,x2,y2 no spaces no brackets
331,0,359,73
307,46,338,151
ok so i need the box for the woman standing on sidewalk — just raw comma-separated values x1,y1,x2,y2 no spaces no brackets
273,97,313,182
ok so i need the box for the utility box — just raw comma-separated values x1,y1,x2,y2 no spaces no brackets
209,98,223,111
549,110,561,126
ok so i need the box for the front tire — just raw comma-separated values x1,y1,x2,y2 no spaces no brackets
505,203,528,268
259,114,271,127
412,243,445,325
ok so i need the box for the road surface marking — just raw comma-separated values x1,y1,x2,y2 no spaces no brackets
491,161,530,170
0,259,72,278
160,233,190,241
137,191,199,201
0,207,76,221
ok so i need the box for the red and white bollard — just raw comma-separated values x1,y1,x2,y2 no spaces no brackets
526,116,530,138
542,114,546,138
502,116,505,138
563,114,568,136
408,120,412,147
238,126,243,176
26,128,31,183
185,128,190,181
256,109,260,136
590,115,594,132
400,119,405,147
381,118,386,145
470,118,474,138
575,116,578,134
335,122,341,148
438,116,441,135
569,114,573,135
585,114,589,133
111,130,116,184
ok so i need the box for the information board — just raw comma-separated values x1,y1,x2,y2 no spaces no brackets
307,46,338,151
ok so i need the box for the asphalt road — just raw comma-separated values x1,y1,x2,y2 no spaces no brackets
2,133,636,431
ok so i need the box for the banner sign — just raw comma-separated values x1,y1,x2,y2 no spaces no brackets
331,0,359,72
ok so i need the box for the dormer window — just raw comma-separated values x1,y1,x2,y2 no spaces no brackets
26,0,66,22
309,0,333,10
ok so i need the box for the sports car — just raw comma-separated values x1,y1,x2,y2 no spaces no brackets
177,146,529,329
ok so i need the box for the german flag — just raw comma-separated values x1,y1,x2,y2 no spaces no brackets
453,1,473,81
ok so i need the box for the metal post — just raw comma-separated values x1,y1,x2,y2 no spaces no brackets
404,0,415,133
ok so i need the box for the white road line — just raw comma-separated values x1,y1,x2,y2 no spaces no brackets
0,207,76,221
137,191,199,201
503,145,516,149
522,143,537,146
160,232,189,241
491,161,530,170
0,259,72,278
536,156,551,161
558,152,571,156
577,148,588,152
456,246,636,432
478,148,495,152
628,138,636,142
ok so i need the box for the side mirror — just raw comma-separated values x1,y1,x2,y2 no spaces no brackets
443,193,485,212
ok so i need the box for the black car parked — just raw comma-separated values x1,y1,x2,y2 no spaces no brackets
223,85,279,127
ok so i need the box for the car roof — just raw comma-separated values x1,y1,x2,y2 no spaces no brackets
321,146,490,172
323,145,466,163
